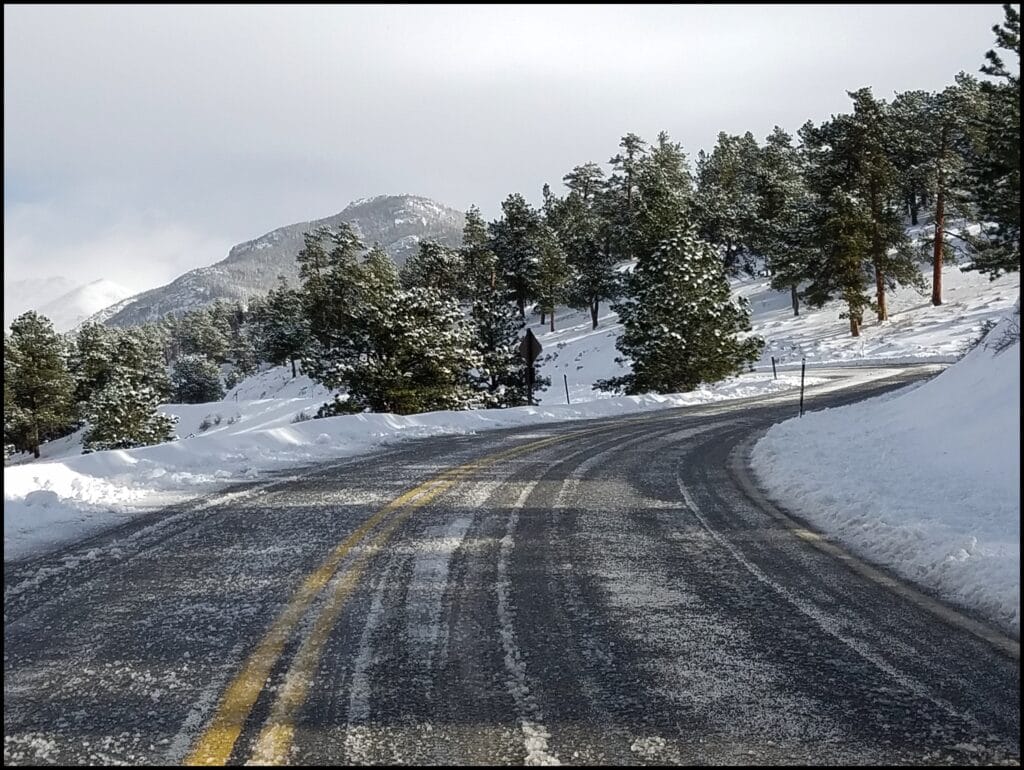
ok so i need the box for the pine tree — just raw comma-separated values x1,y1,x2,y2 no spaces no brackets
468,269,535,407
750,127,815,316
489,194,541,317
176,307,230,362
399,240,465,295
82,375,177,452
172,354,225,403
255,277,309,377
549,180,619,329
461,205,498,299
893,78,980,305
965,3,1020,276
69,321,120,410
634,131,696,259
598,226,763,394
119,325,173,401
5,312,76,457
845,88,923,322
694,131,761,275
534,224,571,332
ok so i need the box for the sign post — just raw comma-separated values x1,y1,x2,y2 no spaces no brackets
519,329,543,406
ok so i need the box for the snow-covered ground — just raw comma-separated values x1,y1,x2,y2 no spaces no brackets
4,260,1020,566
752,302,1021,634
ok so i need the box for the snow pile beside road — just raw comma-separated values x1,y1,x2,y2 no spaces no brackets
4,370,817,560
752,303,1021,634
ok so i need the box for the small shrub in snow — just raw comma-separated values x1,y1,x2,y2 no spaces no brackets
291,410,313,423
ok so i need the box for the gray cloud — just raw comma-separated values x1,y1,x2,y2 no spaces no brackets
3,4,1006,292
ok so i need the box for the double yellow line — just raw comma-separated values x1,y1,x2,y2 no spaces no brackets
185,429,594,766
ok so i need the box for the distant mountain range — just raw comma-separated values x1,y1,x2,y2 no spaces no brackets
93,195,466,328
4,276,78,327
5,277,134,332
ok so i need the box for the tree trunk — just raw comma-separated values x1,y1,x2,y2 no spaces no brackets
875,265,888,321
870,180,887,322
549,308,555,332
932,125,948,307
849,311,860,337
909,194,919,226
790,284,800,317
932,186,945,306
590,301,599,329
291,357,297,378
516,295,525,319
33,445,40,459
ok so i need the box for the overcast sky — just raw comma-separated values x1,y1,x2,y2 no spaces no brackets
3,4,1009,294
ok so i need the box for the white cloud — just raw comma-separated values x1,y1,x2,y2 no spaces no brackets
3,4,1008,294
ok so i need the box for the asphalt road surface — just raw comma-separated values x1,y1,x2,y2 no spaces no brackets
4,366,1020,765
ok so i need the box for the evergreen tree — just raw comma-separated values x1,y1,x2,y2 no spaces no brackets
399,240,465,295
845,88,923,322
634,131,696,259
468,260,535,407
255,277,309,377
119,325,173,401
176,307,229,362
5,312,76,458
461,205,498,299
893,78,980,305
965,3,1020,276
604,134,649,264
550,180,619,329
694,131,761,275
82,375,177,452
172,354,225,403
598,226,763,395
750,127,815,316
534,224,571,332
68,321,120,410
489,193,541,317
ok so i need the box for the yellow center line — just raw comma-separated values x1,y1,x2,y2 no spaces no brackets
184,428,606,766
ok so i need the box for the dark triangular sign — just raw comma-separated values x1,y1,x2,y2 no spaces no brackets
519,328,543,364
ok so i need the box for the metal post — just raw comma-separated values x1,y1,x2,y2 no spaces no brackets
527,365,534,406
563,374,570,405
799,358,806,417
771,356,777,380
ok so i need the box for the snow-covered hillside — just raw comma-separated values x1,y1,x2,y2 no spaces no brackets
752,302,1021,633
535,261,1020,403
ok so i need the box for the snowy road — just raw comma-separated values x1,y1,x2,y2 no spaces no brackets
3,366,1019,765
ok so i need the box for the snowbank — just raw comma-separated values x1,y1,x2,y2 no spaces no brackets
4,371,817,560
751,303,1021,634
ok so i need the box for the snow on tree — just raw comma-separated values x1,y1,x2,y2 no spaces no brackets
399,240,465,294
749,127,815,316
548,171,620,329
892,78,981,305
5,312,76,458
489,193,541,318
172,354,225,404
598,226,763,395
964,3,1020,277
254,277,309,377
82,375,177,452
693,131,761,275
69,321,120,410
533,224,571,332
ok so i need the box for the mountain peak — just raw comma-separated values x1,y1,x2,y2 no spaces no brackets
94,195,466,328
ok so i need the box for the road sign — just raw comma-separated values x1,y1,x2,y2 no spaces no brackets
519,329,542,364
